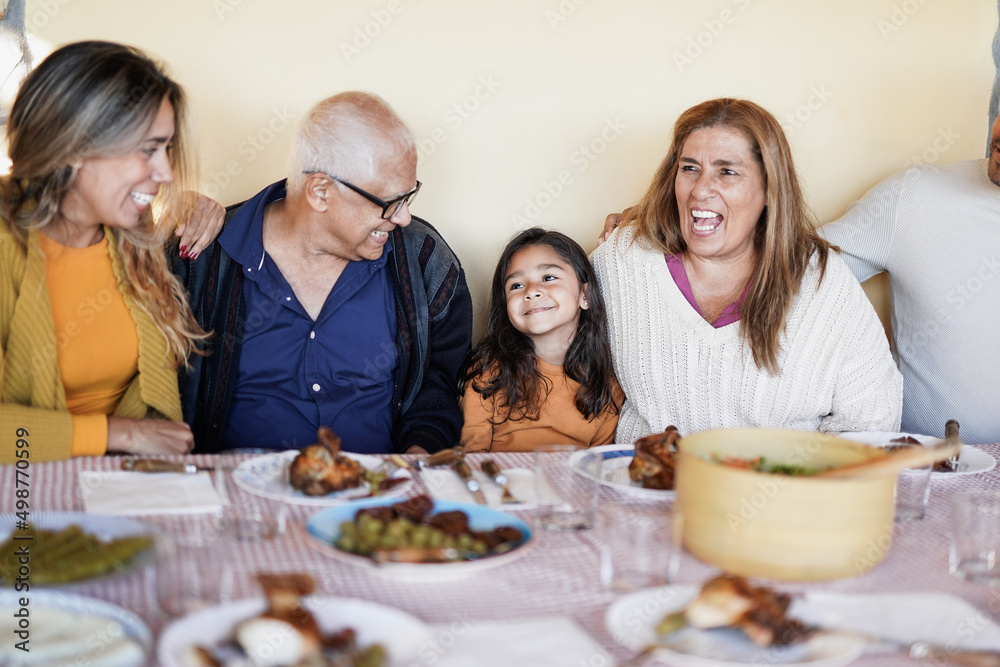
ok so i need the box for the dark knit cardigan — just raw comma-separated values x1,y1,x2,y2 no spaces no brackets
173,205,472,454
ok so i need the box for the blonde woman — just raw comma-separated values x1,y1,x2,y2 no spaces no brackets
1,41,218,461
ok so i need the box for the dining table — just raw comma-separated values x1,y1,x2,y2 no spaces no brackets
4,445,1000,667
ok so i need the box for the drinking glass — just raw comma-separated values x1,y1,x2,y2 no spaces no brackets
535,445,600,531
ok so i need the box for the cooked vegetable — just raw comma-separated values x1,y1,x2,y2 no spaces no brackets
709,454,821,476
0,524,153,585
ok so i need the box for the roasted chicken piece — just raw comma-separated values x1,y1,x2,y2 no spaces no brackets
679,574,814,647
235,574,322,666
629,426,680,490
289,427,365,496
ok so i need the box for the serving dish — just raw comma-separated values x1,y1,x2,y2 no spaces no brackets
233,450,413,506
0,589,151,666
837,431,996,476
0,511,155,586
305,497,533,580
568,444,675,501
675,428,896,581
605,585,864,667
158,595,431,667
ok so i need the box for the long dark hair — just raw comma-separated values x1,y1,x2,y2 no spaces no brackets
462,227,620,422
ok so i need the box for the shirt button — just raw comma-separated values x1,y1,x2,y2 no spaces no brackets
286,296,292,301
312,383,321,392
310,331,316,340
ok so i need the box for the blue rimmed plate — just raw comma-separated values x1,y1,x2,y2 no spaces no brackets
305,497,533,580
569,444,676,500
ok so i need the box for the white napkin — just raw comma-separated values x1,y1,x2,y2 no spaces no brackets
417,467,558,509
422,616,609,667
79,471,222,516
793,591,1000,651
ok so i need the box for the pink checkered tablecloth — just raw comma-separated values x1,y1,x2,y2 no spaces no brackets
4,446,1000,666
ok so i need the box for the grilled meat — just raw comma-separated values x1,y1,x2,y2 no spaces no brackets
629,426,680,490
288,427,365,496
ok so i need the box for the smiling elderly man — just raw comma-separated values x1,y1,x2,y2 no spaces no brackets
175,92,471,454
816,115,1000,444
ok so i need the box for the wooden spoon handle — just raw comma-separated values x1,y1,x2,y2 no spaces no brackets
817,436,961,479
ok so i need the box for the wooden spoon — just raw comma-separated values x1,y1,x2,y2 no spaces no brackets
816,420,962,479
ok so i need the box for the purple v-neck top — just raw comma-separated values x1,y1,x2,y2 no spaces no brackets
665,254,746,328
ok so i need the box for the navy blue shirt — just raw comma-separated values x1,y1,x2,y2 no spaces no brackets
218,182,398,453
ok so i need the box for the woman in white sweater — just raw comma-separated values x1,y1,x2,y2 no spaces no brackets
591,98,902,442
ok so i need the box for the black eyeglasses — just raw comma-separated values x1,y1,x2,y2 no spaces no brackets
304,171,421,219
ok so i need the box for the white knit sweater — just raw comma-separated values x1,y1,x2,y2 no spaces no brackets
591,227,903,442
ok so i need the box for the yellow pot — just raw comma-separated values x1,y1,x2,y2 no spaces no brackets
675,428,896,581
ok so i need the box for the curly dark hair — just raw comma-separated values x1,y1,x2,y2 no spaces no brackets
461,227,620,423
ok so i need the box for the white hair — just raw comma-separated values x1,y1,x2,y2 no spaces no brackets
286,91,415,196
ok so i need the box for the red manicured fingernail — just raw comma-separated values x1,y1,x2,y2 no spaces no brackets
189,252,197,260
179,244,188,252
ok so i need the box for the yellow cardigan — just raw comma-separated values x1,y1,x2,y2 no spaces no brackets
0,218,182,462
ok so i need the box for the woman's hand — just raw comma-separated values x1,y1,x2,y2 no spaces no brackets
107,417,195,455
597,207,631,245
175,192,225,260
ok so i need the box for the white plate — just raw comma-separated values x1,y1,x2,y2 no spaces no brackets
158,595,431,667
0,589,151,666
606,586,864,667
0,511,155,586
837,431,996,476
568,444,675,500
233,450,413,506
305,498,533,581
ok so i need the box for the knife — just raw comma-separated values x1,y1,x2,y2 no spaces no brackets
450,458,488,505
120,457,213,474
481,458,520,504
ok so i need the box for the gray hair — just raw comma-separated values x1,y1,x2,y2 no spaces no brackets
286,91,415,197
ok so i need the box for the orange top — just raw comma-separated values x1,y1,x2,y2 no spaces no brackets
460,359,623,452
40,233,139,456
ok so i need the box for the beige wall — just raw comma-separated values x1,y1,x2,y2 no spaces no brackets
21,0,996,337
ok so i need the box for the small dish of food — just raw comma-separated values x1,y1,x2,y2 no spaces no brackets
233,428,413,506
305,495,533,580
159,573,430,667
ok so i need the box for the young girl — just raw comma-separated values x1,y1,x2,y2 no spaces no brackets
460,227,623,452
